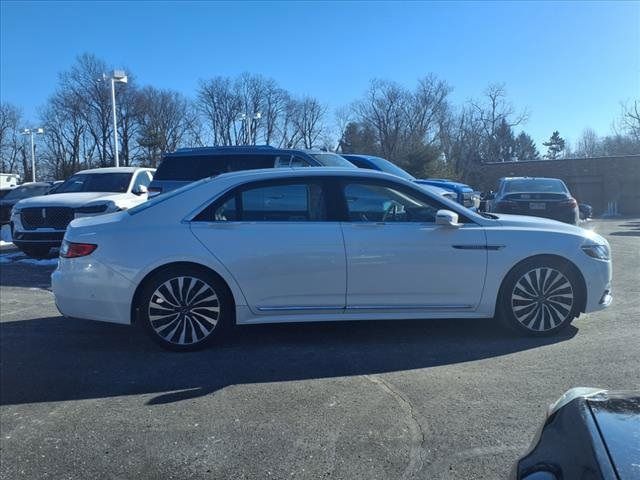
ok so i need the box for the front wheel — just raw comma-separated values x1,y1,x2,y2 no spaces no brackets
138,266,231,351
498,258,582,336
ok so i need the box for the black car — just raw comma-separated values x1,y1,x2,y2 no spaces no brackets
0,182,55,225
148,146,355,197
512,388,640,480
579,203,593,220
488,177,579,225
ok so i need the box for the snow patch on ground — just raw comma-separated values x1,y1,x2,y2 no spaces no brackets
17,257,59,266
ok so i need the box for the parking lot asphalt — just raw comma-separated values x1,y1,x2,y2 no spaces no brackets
1,218,639,480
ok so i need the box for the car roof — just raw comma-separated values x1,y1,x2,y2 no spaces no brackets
213,166,409,183
500,176,562,181
166,146,328,157
77,167,155,174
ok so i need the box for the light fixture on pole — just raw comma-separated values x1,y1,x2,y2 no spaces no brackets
22,127,44,182
104,70,128,167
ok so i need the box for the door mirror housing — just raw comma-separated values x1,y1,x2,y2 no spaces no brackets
435,209,461,228
133,185,148,195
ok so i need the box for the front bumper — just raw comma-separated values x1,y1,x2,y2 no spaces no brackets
52,255,135,325
12,228,65,249
582,257,613,313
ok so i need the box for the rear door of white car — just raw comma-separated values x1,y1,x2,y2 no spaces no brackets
190,177,347,313
337,178,487,312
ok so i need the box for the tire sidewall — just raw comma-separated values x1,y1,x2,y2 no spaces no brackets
138,266,231,351
499,258,580,336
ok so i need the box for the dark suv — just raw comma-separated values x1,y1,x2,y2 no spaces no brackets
488,177,579,225
148,146,355,197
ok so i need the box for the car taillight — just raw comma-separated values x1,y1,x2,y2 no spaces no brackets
60,240,97,258
558,198,578,208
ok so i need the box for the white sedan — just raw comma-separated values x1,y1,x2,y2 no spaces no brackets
52,168,612,351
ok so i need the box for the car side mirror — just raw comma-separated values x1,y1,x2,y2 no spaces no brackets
435,209,460,228
133,185,148,195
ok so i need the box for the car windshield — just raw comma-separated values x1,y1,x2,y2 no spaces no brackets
310,153,356,168
2,184,51,200
366,157,415,180
55,173,133,193
504,179,568,193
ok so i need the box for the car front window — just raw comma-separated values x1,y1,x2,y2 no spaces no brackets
55,173,133,193
3,185,51,200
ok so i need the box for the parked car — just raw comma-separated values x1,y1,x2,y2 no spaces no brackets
0,182,55,225
0,172,21,199
579,203,593,220
511,388,639,480
11,167,155,258
148,146,355,197
488,177,580,225
52,167,612,351
341,154,479,208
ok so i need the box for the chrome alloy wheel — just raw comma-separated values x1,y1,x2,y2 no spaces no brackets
148,276,220,345
511,267,574,332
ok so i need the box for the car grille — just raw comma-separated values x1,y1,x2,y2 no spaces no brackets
20,207,75,230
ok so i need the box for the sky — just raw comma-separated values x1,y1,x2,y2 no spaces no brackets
1,1,638,149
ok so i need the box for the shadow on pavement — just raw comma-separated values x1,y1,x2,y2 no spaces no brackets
0,315,577,406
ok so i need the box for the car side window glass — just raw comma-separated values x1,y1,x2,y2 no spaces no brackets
133,171,152,191
214,197,238,221
344,183,439,223
290,156,311,168
274,155,292,168
228,155,277,171
208,182,326,222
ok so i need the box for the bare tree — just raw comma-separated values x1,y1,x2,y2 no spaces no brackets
136,86,192,166
197,77,242,146
574,128,601,157
288,97,326,149
618,99,640,142
0,103,24,174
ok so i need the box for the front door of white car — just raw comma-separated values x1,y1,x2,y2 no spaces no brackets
338,180,487,311
190,179,347,313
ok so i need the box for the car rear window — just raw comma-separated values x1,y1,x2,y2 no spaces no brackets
504,179,568,193
154,154,278,181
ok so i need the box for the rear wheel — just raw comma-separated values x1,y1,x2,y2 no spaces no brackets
138,266,231,351
499,258,581,336
18,244,51,259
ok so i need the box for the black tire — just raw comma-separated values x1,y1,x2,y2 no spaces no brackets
498,257,582,336
18,244,51,259
137,265,232,351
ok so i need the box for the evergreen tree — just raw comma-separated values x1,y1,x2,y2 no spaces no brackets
514,132,540,161
493,118,516,162
340,121,377,154
543,131,565,159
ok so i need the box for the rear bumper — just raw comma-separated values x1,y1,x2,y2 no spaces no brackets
493,208,579,225
52,255,134,325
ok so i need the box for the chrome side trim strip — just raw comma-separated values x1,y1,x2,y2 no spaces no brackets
256,305,345,312
452,244,505,251
347,304,473,310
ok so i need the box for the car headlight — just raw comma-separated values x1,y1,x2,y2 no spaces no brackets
581,244,610,260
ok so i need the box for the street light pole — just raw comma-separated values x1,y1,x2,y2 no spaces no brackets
105,70,128,167
22,128,44,182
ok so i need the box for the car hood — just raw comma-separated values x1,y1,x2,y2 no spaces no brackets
15,192,124,208
493,213,605,240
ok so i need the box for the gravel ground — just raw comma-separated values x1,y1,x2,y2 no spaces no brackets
1,218,638,480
